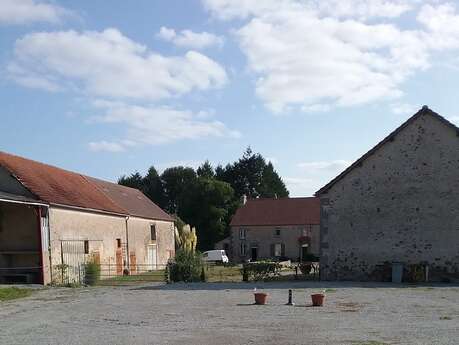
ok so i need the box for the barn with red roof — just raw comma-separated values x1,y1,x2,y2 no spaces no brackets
0,151,174,284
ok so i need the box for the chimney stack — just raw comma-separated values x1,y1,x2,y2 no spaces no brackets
242,194,247,205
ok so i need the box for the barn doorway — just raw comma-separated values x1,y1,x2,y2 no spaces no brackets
251,247,258,262
0,201,47,284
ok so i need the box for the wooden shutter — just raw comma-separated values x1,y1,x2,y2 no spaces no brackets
270,244,275,257
281,243,286,257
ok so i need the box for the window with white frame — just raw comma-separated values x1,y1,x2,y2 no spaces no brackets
239,228,247,239
274,243,282,257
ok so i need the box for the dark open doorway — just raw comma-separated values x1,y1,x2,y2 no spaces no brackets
301,245,309,262
0,201,44,284
251,247,258,261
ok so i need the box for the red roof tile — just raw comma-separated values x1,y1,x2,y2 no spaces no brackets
88,176,173,221
0,151,172,221
230,197,320,226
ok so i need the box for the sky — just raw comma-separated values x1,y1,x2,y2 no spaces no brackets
1,0,459,197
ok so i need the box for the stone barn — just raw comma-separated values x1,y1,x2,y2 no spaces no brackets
316,106,459,281
0,151,175,285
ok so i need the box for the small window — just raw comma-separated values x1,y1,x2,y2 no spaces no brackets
240,242,247,256
239,228,246,240
150,224,157,241
84,240,89,254
116,238,122,248
275,227,281,237
274,243,282,257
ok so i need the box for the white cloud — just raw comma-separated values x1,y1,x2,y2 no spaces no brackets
284,177,315,196
390,103,418,115
157,26,224,49
0,0,72,25
89,101,240,150
298,160,351,173
203,0,459,113
285,159,351,196
88,141,126,153
8,28,228,101
203,0,415,21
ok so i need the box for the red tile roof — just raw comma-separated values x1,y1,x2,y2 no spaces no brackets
230,197,320,226
0,151,172,221
88,176,173,221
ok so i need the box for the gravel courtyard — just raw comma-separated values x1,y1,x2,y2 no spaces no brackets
0,281,458,345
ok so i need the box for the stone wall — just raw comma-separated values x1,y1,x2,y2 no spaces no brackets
127,217,175,268
320,113,459,281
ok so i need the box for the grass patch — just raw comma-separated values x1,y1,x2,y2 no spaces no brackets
206,265,242,282
0,287,32,301
325,288,337,293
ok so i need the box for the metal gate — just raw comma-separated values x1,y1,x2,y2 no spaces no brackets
60,240,86,284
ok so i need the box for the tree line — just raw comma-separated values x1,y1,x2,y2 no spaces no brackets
118,148,289,251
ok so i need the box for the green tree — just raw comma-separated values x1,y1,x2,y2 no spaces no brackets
260,162,289,198
196,160,215,179
161,167,197,214
118,172,144,190
180,177,234,251
217,147,289,199
142,166,166,208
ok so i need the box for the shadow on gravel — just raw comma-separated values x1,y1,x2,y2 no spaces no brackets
130,281,459,292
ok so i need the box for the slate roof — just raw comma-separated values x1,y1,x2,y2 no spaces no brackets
315,106,459,196
230,197,320,226
0,151,172,221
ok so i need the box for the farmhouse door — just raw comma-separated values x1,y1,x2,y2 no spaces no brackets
147,245,157,271
251,247,258,261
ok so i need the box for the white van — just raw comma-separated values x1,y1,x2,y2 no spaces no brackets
202,250,229,263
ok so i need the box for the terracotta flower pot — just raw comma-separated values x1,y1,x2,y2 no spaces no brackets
311,293,325,306
254,292,269,305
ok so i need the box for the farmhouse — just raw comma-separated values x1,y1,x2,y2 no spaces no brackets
316,106,459,281
217,197,320,263
0,151,175,285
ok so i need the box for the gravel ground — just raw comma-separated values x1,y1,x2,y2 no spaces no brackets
0,281,458,345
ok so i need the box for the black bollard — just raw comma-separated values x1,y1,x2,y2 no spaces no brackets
286,289,294,306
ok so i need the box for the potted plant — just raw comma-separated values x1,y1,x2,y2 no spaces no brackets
311,290,325,306
254,289,269,305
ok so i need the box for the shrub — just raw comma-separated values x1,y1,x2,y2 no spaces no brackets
299,263,312,275
169,249,203,282
242,261,281,281
84,259,100,286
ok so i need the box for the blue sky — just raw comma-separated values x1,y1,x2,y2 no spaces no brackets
2,0,459,196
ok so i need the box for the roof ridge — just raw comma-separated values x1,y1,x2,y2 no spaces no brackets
315,106,459,195
0,150,86,176
247,196,317,201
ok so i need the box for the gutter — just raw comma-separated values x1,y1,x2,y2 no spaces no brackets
50,202,128,218
125,216,130,270
0,198,48,207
